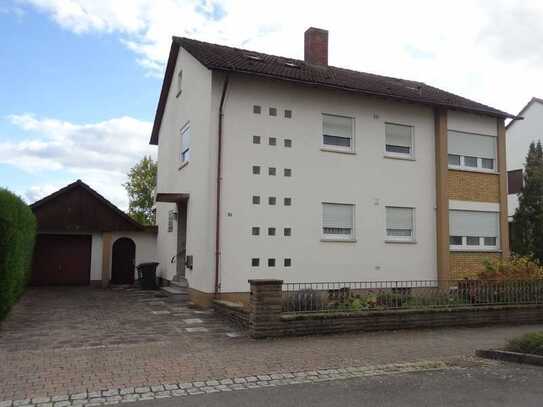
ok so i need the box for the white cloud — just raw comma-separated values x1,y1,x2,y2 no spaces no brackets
1,114,154,209
19,0,543,115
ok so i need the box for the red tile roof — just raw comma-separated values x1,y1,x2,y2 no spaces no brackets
150,37,516,145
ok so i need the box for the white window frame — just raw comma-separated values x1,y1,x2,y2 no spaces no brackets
321,113,355,153
448,207,500,251
180,122,191,164
384,122,415,160
321,202,355,241
447,130,497,173
385,206,416,243
449,236,499,251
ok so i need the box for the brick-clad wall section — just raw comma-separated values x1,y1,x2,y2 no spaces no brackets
249,279,284,338
448,170,500,202
449,252,501,279
279,305,543,337
212,300,250,329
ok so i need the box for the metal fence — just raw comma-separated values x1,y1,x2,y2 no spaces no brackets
282,280,543,314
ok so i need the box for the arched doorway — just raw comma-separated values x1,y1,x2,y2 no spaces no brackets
111,237,136,284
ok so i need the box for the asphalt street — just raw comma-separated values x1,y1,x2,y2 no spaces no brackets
135,362,543,407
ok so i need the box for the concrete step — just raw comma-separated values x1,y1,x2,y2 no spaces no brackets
170,279,189,288
160,286,190,303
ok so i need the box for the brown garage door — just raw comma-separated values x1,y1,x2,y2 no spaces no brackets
31,234,92,286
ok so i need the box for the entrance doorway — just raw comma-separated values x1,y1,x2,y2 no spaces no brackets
111,237,136,284
176,200,188,279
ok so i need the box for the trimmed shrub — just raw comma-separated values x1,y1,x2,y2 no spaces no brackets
507,332,543,356
479,255,543,280
0,188,36,320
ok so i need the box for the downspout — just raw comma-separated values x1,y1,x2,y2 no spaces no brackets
215,75,230,296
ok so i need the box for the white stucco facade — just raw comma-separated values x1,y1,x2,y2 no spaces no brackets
506,99,543,216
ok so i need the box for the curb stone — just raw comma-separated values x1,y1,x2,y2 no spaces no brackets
1,360,453,407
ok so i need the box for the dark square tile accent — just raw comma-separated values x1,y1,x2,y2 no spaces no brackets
284,139,292,148
253,165,260,175
252,227,260,236
284,168,292,177
284,258,292,267
268,196,276,205
269,107,277,116
268,227,276,236
284,227,291,236
268,167,276,176
252,258,260,267
284,197,292,206
269,137,277,146
284,109,292,118
252,195,260,204
268,258,276,267
253,135,261,144
253,105,261,114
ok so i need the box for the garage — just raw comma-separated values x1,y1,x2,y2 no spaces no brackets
30,180,156,287
31,234,92,286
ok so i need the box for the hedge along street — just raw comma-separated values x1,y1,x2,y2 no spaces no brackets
0,188,36,320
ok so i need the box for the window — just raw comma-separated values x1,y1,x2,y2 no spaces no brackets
268,227,276,236
251,258,260,267
253,105,261,114
176,70,183,96
253,135,261,144
168,210,174,233
284,227,291,236
268,196,276,205
268,258,276,267
385,123,414,158
252,227,260,236
449,210,499,250
322,114,354,152
284,110,292,118
252,165,261,175
284,168,292,177
268,167,276,176
284,258,292,267
284,139,292,148
448,130,497,171
284,197,292,206
322,203,354,240
180,123,191,162
252,195,260,205
269,137,277,146
385,207,415,241
269,107,277,116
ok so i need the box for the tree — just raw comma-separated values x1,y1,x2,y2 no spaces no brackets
124,156,157,225
511,141,543,261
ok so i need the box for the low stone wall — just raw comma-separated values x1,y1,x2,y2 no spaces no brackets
213,300,250,329
248,279,543,339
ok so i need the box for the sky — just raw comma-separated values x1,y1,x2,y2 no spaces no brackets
1,0,543,210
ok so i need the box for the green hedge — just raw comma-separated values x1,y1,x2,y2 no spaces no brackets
0,188,37,320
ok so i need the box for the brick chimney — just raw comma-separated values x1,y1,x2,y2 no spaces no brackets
304,27,328,65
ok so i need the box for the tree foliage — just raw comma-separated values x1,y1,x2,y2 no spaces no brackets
124,156,157,225
511,141,543,261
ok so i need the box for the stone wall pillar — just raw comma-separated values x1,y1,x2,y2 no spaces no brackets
248,279,283,338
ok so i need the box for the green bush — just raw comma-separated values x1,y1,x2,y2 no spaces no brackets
0,188,36,320
506,332,543,356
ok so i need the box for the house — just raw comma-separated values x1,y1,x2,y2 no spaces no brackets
506,97,543,219
150,27,515,307
30,180,157,286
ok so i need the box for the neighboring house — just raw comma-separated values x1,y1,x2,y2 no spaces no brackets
506,97,543,219
150,27,515,306
30,180,157,287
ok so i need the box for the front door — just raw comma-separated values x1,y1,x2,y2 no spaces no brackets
176,201,188,278
111,237,136,284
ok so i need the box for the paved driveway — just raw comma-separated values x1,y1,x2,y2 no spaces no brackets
1,287,543,403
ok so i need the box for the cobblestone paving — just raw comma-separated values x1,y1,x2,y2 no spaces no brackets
1,287,542,402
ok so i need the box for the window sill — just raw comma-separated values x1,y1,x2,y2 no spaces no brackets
320,147,356,155
385,239,417,244
384,154,415,162
449,247,501,253
178,161,189,171
448,167,499,175
321,238,357,243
